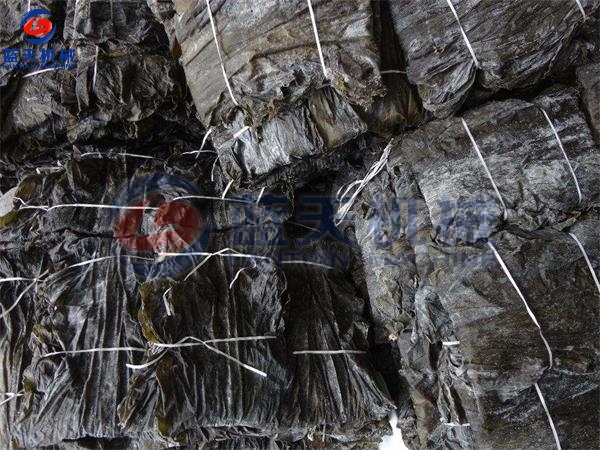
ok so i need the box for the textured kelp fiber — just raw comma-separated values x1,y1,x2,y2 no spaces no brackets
343,87,600,449
390,0,599,117
1,0,599,448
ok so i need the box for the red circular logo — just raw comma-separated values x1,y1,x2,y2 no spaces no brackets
113,196,204,254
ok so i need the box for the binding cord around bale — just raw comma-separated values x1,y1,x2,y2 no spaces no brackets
125,335,274,377
14,197,161,213
180,127,215,158
335,139,393,225
534,382,563,450
486,241,553,368
0,272,47,321
205,0,239,106
0,391,24,407
307,0,328,80
445,0,480,68
568,232,600,295
539,108,582,204
229,260,258,289
36,335,272,377
462,118,508,221
293,350,366,355
574,0,587,20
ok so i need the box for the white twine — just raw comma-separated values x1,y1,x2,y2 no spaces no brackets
128,335,273,377
534,382,562,450
205,0,239,106
293,350,366,355
229,260,257,289
152,335,276,348
221,180,234,199
233,126,250,140
568,232,600,295
92,45,99,91
42,347,146,358
307,0,328,79
0,270,48,321
280,260,334,270
44,256,155,283
80,152,157,160
0,277,39,284
211,155,220,182
487,241,553,368
256,187,265,204
23,68,57,78
180,127,215,158
0,391,24,406
540,108,582,204
445,0,480,67
335,140,394,225
158,248,272,282
443,422,471,427
171,194,250,204
462,118,508,220
442,341,460,346
15,197,161,212
162,287,173,316
574,0,587,20
380,69,406,74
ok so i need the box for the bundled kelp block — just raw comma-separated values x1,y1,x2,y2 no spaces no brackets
173,0,383,128
390,0,599,117
417,226,600,449
0,0,198,185
399,87,600,246
0,155,394,447
211,87,367,184
65,0,167,47
340,85,599,449
357,0,423,138
342,86,599,342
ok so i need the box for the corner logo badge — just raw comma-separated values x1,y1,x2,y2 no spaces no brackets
21,9,55,44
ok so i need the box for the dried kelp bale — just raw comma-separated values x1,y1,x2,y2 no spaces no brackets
9,237,147,447
336,142,424,345
0,43,190,180
64,0,167,47
577,63,600,144
416,226,600,449
399,87,600,246
0,160,149,447
356,0,423,137
339,88,600,447
211,87,366,185
173,0,383,128
278,241,394,444
389,0,598,117
0,156,225,446
119,226,393,446
119,228,287,444
0,246,48,447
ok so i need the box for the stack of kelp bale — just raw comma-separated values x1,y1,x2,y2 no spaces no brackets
0,0,598,448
